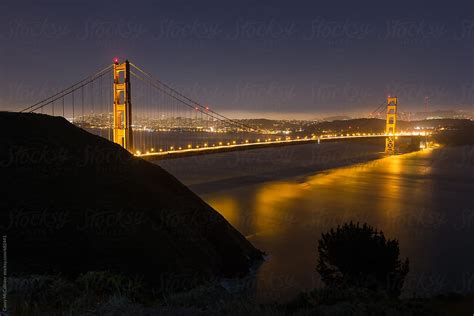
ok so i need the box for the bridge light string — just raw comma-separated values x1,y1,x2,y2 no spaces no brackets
135,131,430,157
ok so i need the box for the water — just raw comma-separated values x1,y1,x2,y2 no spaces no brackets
158,143,474,301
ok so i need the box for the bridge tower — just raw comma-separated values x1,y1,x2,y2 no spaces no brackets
113,59,133,151
385,96,398,154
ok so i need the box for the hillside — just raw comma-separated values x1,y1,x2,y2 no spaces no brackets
305,118,474,134
0,112,262,289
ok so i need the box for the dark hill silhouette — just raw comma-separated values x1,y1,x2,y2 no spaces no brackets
0,112,262,289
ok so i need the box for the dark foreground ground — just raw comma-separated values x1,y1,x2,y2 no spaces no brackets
0,112,264,313
9,271,474,315
2,112,474,315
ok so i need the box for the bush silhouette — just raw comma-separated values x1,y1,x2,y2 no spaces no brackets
317,222,409,298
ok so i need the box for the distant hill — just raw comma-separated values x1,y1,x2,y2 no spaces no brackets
0,112,262,289
303,118,474,134
412,110,473,120
236,116,473,135
322,115,352,121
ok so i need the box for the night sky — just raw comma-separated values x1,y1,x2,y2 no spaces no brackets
1,0,474,118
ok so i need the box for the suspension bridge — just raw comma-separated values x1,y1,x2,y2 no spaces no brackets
19,59,428,159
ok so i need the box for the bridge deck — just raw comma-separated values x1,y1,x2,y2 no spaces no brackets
139,133,427,161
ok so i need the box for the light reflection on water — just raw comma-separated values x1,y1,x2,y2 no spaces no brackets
202,147,474,302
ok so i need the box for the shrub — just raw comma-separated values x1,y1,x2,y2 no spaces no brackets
317,222,409,297
76,271,143,301
7,271,144,315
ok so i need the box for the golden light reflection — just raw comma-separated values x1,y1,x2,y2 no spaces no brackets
206,195,240,226
251,182,308,237
204,149,440,249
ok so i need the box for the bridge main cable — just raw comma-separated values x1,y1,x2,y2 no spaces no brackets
20,64,114,113
130,70,255,131
129,62,259,133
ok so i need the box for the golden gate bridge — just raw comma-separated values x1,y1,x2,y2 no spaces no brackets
19,59,428,159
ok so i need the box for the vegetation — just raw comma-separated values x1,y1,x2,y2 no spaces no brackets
10,271,469,315
7,222,472,316
317,222,409,298
4,271,425,315
7,272,144,315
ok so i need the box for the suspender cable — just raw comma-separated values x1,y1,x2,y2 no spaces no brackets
25,68,112,113
21,65,113,113
130,71,254,132
130,62,258,133
72,91,75,123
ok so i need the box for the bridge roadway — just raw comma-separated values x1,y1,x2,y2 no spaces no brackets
138,132,429,161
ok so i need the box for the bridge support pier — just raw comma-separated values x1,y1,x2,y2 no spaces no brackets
385,97,397,154
113,60,133,152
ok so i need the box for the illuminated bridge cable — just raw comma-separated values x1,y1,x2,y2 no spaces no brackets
130,71,254,131
25,67,113,113
130,71,249,131
352,101,387,135
131,63,257,132
130,71,225,122
130,63,256,131
370,101,388,117
347,100,392,134
20,65,113,113
72,91,75,122
130,62,259,133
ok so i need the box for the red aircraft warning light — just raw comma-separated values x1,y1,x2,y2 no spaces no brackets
113,57,119,64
